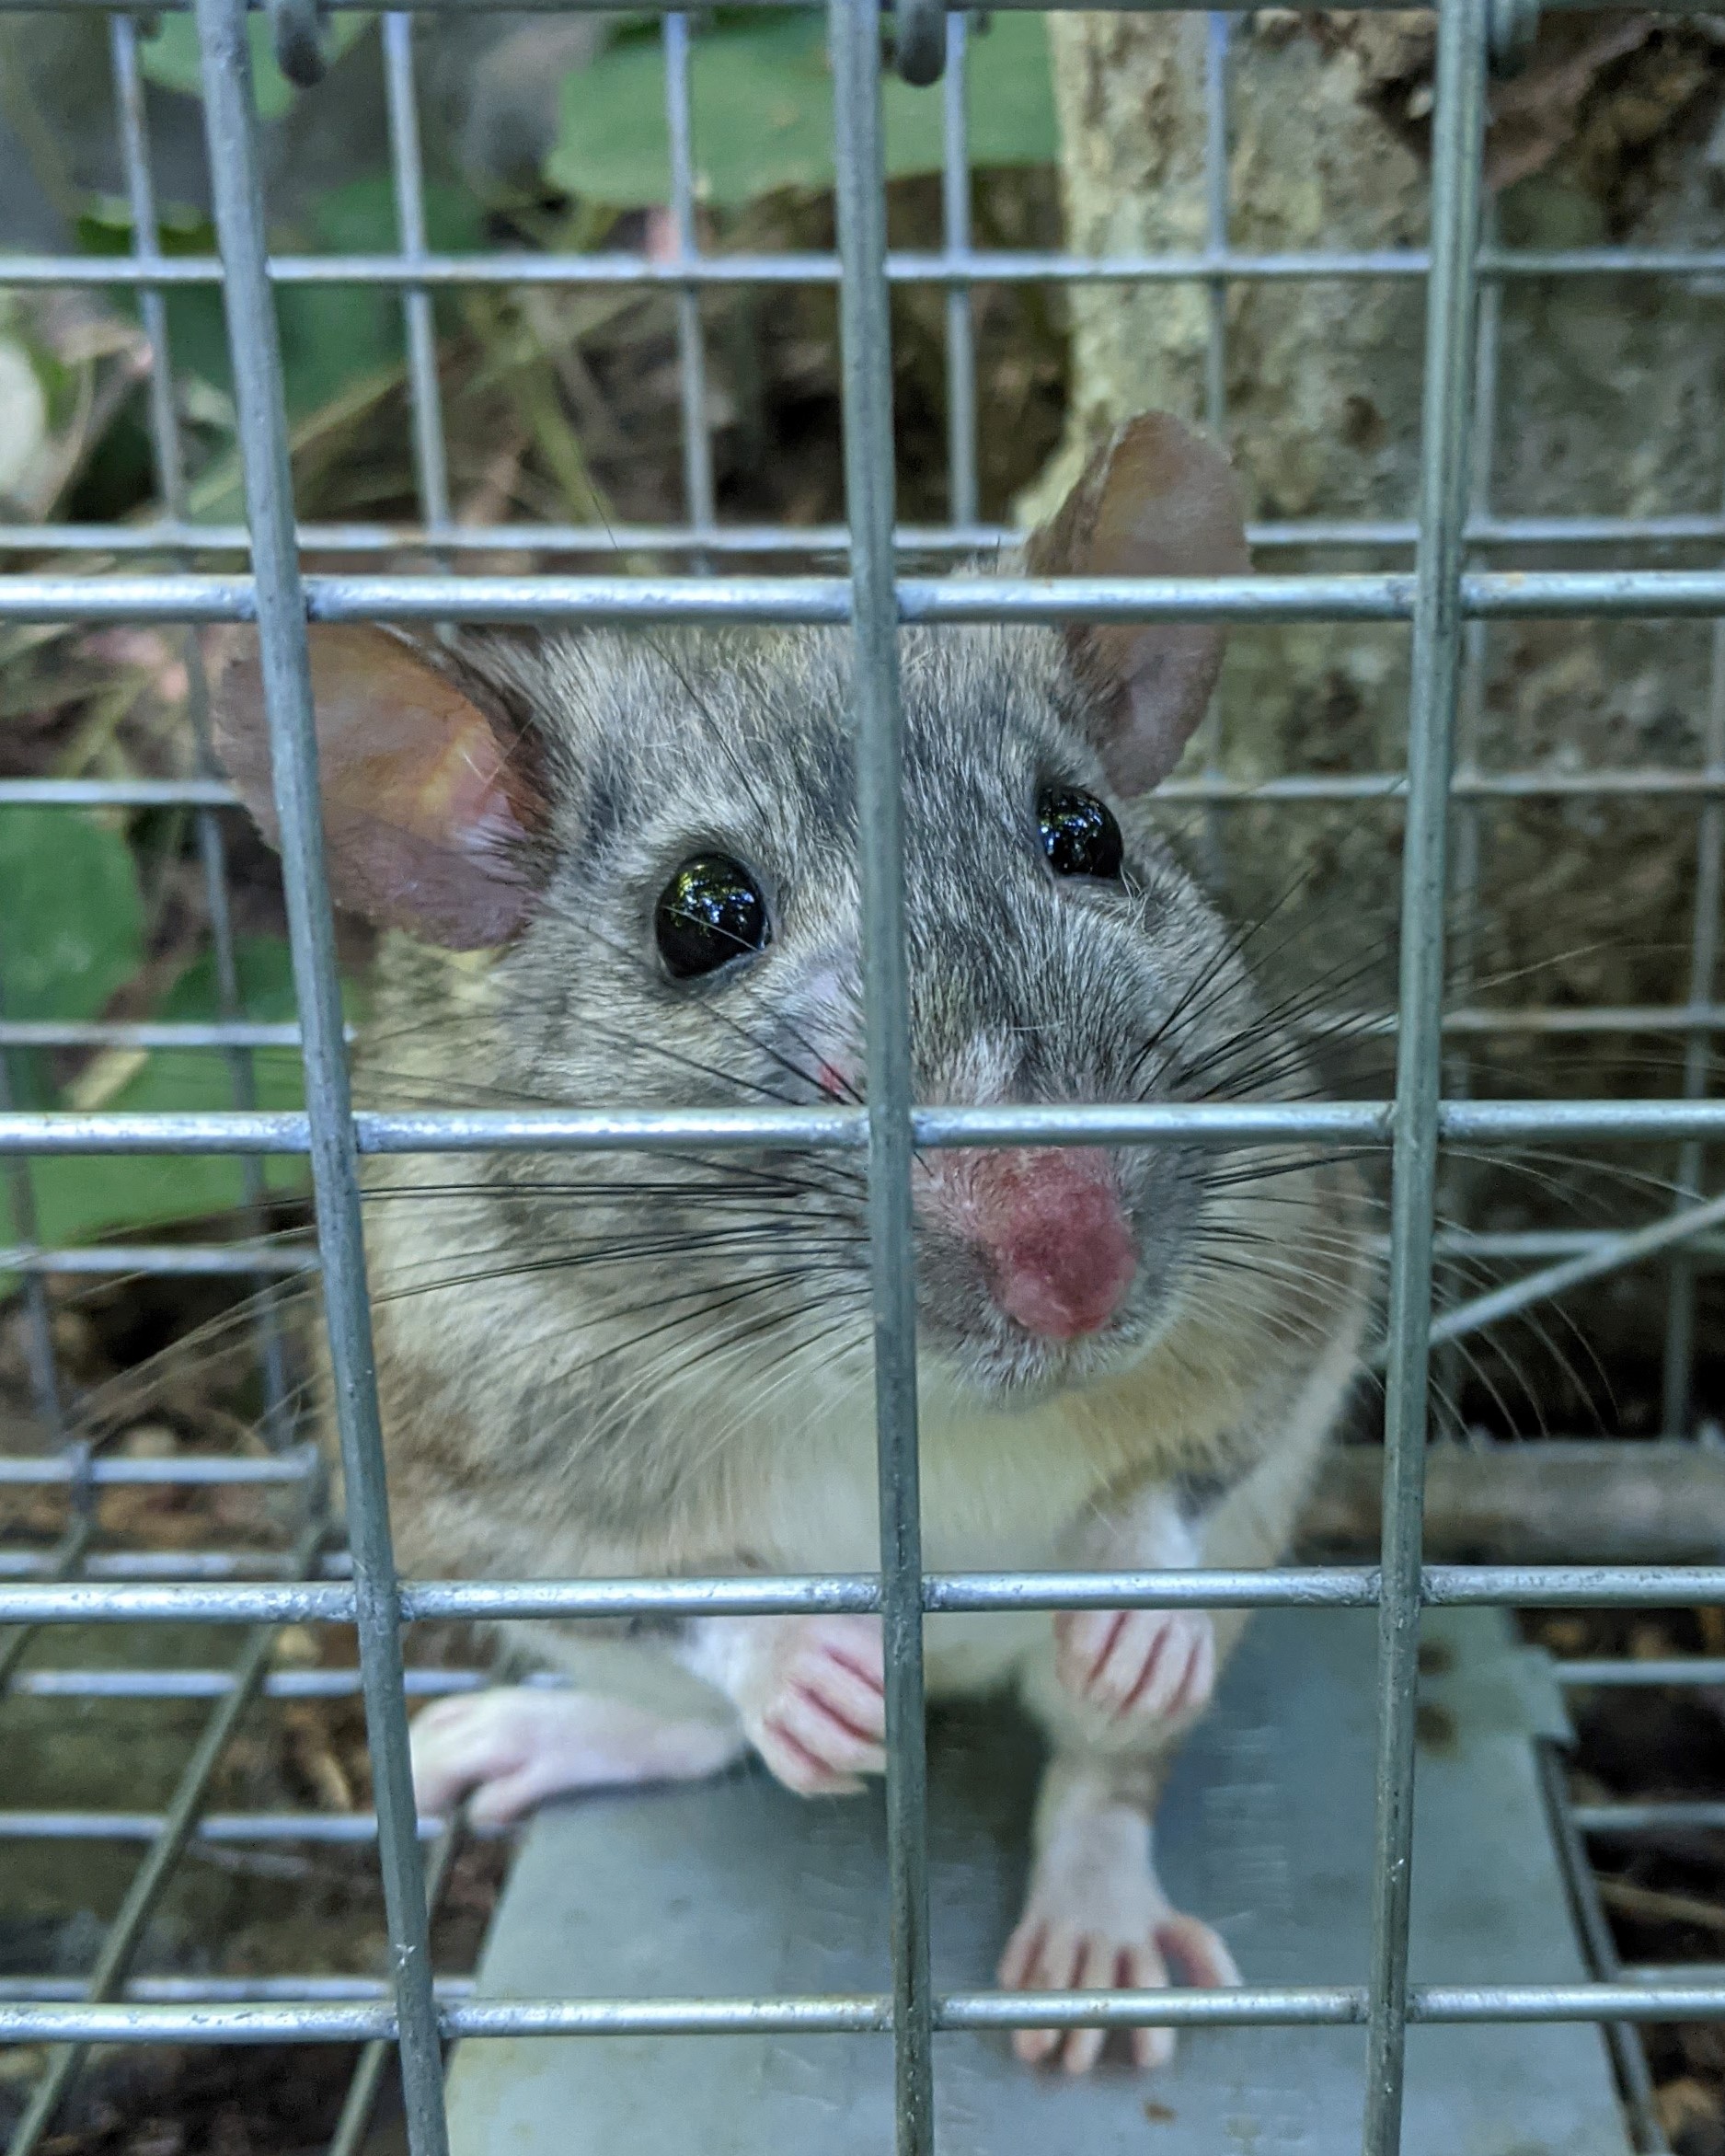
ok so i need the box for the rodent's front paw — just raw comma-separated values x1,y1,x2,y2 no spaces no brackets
1054,1608,1215,1725
733,1614,886,1797
409,1688,742,1828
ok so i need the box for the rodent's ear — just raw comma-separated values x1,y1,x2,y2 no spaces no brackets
207,625,542,949
1026,412,1248,796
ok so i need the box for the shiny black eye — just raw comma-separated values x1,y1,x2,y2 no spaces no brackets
1037,788,1123,880
654,854,771,980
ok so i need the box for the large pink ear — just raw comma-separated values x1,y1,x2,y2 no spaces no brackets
1026,413,1249,796
208,626,542,949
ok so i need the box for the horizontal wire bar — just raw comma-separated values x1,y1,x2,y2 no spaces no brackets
0,1448,317,1486
6,0,1725,15
0,1977,475,2004
0,1810,450,1844
6,1981,1725,2046
0,1021,302,1050
1572,1803,1725,1834
1557,1659,1725,1687
3,570,1725,627
11,1666,502,1700
3,246,1722,293
11,1562,1725,1627
0,1244,316,1276
0,780,237,806
8,512,1725,559
6,0,1723,16
21,1639,1725,1702
7,1099,1725,1158
17,767,1725,810
11,1001,1725,1061
0,1551,348,1580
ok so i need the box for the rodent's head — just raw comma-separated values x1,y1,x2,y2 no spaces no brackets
213,414,1286,1406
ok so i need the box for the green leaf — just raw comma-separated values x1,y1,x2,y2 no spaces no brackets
0,808,144,1025
17,940,311,1255
547,10,1054,210
75,168,485,451
306,172,486,257
140,14,374,122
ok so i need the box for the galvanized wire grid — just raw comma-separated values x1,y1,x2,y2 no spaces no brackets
0,1,1723,2154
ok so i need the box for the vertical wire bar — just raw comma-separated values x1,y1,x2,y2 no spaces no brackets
1360,0,1488,2148
189,9,449,2155
2,1519,324,2156
1432,194,1502,1424
0,948,63,1438
941,9,978,531
327,1819,464,2156
1195,10,1231,889
830,1,934,2150
109,10,293,1445
1202,12,1229,440
1535,1740,1672,2153
1662,471,1725,1434
383,12,452,534
664,14,718,548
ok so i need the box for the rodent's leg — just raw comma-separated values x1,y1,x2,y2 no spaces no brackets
409,1688,744,1828
676,1614,886,1797
1052,1489,1218,1737
996,1751,1237,2075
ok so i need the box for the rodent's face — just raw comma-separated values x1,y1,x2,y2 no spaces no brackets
212,411,1271,1412
456,622,1257,1403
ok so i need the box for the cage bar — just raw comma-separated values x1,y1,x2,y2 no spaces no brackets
188,3,449,2150
831,0,936,2143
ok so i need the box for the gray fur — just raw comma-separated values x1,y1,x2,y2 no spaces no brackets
335,617,1369,1597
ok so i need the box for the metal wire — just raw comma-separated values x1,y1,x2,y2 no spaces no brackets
12,1980,1725,2046
6,508,1724,553
7,240,1725,287
832,13,934,2138
8,567,1725,623
189,5,447,2151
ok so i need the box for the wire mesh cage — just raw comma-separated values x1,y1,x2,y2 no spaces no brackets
2,0,1725,2151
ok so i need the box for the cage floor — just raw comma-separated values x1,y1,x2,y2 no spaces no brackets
442,1605,1628,2155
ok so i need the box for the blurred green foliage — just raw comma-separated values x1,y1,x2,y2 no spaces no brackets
138,13,374,122
76,174,484,432
548,10,1055,208
0,827,310,1260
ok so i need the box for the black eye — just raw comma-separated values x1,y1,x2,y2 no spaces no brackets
655,854,771,979
1037,788,1123,880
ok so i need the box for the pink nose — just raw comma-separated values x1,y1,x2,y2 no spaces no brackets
955,1149,1137,1342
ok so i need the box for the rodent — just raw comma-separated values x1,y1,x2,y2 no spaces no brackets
209,409,1372,2074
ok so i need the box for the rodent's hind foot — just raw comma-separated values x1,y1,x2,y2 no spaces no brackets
997,1795,1237,2074
408,1686,744,1828
1054,1608,1216,1729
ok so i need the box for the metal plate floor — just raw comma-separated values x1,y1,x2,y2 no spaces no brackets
443,1606,1630,2155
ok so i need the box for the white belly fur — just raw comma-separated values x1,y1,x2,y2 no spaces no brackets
748,1382,1121,1702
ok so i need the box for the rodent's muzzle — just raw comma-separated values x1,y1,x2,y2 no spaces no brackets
914,1146,1137,1343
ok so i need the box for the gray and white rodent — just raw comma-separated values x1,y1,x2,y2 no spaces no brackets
211,410,1370,2075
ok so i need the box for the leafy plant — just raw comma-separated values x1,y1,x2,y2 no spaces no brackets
139,12,374,122
546,9,1055,209
0,806,144,1058
4,934,312,1263
78,174,483,435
